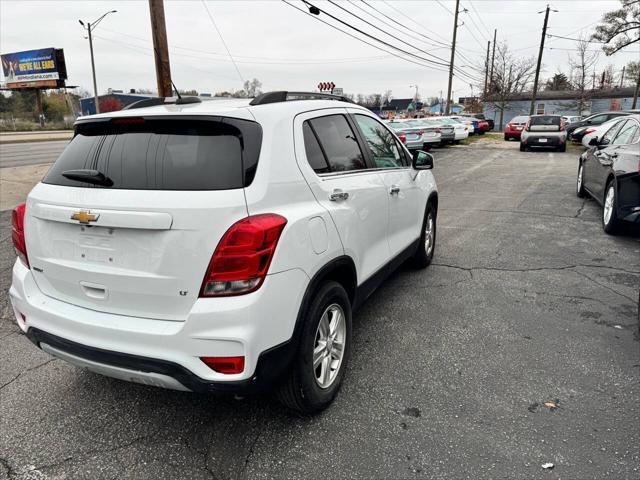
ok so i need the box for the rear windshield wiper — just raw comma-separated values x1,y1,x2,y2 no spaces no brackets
62,169,114,187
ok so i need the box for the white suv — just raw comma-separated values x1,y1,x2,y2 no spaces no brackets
9,91,438,413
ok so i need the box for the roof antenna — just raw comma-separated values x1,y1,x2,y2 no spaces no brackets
171,80,182,100
152,44,182,100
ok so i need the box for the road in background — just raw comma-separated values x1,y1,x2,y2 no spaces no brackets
0,140,68,169
0,140,638,479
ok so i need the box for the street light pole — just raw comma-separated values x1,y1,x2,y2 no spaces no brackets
87,23,99,114
79,10,117,115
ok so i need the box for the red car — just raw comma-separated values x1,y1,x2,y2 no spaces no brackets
478,120,490,133
504,115,530,141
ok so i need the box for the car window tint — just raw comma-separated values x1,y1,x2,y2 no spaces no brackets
302,122,331,174
309,115,366,172
354,114,405,169
612,120,639,145
530,116,561,126
589,114,608,123
43,118,261,190
630,125,640,144
600,120,624,145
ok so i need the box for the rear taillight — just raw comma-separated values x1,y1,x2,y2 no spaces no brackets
12,203,29,268
201,356,245,374
418,129,424,135
524,121,530,132
559,120,565,132
200,214,287,297
398,131,407,143
506,123,513,130
584,128,596,135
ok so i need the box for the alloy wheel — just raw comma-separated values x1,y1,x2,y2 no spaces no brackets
313,303,346,389
425,212,435,256
603,185,614,225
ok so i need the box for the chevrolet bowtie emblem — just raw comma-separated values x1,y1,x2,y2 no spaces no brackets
71,210,99,224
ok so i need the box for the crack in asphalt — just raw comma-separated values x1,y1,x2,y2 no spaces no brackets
0,358,57,391
574,199,588,218
431,263,639,304
241,426,263,480
0,457,16,480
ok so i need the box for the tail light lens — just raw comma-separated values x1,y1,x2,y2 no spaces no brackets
12,203,29,268
201,356,245,374
200,214,287,297
397,131,407,143
524,121,531,132
418,129,424,135
559,120,565,132
584,128,596,135
506,123,513,130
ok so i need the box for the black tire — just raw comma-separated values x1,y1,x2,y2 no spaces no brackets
479,131,485,135
576,162,586,198
504,135,510,141
602,180,621,235
276,281,352,414
519,142,526,152
411,202,437,268
558,143,566,152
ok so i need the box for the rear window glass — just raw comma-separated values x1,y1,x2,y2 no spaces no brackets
43,117,262,190
529,116,561,126
511,116,529,123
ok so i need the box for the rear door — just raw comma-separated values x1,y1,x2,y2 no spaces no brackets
25,116,260,321
350,112,424,257
295,110,390,283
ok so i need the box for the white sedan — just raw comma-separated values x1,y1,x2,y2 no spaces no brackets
581,117,628,147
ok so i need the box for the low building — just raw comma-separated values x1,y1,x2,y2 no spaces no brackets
483,86,637,129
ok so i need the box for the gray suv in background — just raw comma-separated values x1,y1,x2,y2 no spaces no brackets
520,115,568,152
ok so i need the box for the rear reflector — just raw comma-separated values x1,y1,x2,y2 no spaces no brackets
12,203,29,268
200,214,287,297
201,356,245,374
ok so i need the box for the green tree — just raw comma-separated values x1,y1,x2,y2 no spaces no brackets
592,0,640,55
544,73,572,91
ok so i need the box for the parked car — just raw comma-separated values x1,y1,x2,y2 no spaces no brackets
414,118,456,145
448,116,476,136
580,117,628,147
9,91,440,413
576,114,640,233
387,120,425,150
562,115,582,124
567,111,630,139
504,115,529,141
461,113,494,131
520,115,567,152
440,117,470,142
478,119,490,134
401,119,442,148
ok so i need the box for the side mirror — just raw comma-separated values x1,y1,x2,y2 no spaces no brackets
412,150,434,170
585,119,592,124
588,137,599,147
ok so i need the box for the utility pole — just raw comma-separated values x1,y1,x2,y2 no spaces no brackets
445,0,460,115
87,24,99,113
619,65,625,88
79,10,117,114
149,0,173,97
489,29,497,92
632,70,640,108
483,40,490,98
530,5,555,115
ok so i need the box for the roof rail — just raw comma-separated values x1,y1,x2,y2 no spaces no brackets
249,91,353,106
123,96,202,110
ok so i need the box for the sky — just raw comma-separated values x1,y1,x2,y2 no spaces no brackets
1,0,637,101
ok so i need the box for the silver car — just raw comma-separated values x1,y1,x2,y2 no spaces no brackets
520,115,568,152
386,120,424,150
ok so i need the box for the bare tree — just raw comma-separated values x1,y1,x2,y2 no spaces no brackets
485,42,536,129
568,35,599,115
592,0,640,55
381,90,393,107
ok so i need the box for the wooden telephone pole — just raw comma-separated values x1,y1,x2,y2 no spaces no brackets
530,5,555,115
149,0,173,97
445,0,460,115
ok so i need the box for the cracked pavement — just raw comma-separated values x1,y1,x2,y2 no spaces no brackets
1,140,639,479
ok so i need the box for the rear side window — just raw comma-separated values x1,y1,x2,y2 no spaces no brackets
44,117,262,190
308,115,366,172
302,122,330,174
612,120,639,145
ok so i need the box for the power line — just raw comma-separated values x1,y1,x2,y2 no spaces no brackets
380,0,451,45
201,0,245,83
281,0,452,73
461,4,490,43
324,0,450,67
435,0,454,15
468,1,492,38
546,33,605,43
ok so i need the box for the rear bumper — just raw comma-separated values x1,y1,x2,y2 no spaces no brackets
505,130,522,138
9,259,309,393
440,133,455,142
404,139,424,150
523,135,566,147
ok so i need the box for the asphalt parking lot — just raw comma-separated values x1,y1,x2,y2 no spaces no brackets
1,136,638,480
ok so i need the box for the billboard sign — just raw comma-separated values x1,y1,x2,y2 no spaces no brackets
1,48,67,89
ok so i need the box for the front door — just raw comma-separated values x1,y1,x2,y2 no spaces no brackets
350,112,425,257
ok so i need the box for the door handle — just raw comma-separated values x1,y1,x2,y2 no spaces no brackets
389,185,401,195
329,190,349,202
